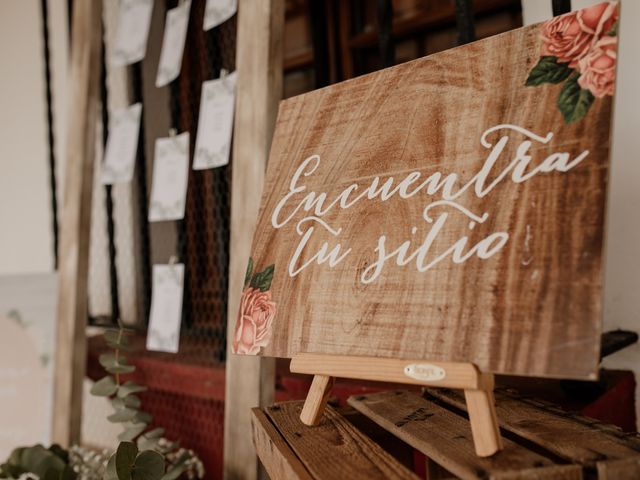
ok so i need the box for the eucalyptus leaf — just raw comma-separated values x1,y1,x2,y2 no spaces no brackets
107,364,136,375
60,465,77,480
91,376,118,397
123,395,141,409
118,381,148,398
132,451,165,480
115,442,138,480
161,463,186,480
105,454,118,480
118,423,148,442
133,411,153,424
136,437,159,453
108,408,138,423
143,428,164,440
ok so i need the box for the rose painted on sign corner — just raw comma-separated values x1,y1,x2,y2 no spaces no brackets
232,257,276,355
525,1,618,123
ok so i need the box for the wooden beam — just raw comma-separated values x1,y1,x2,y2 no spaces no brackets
52,0,103,446
224,1,284,479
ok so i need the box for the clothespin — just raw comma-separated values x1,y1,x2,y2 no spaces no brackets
169,128,177,137
220,68,229,79
169,255,179,265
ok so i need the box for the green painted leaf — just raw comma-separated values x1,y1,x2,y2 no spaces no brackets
118,423,147,442
108,407,138,423
250,264,275,292
118,381,148,398
91,376,118,397
244,257,254,287
115,442,138,480
132,451,165,480
525,56,572,86
557,73,595,123
608,20,618,36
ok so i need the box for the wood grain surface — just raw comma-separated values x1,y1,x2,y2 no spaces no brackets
427,388,640,471
262,401,420,479
348,390,582,480
242,13,617,379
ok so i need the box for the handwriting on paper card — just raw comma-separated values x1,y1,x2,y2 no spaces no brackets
156,0,191,87
149,132,190,222
101,103,142,185
112,0,154,67
271,124,589,283
146,264,185,354
193,72,237,170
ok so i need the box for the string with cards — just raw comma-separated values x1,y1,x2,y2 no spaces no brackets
101,0,238,353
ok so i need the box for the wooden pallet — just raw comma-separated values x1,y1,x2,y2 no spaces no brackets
251,389,640,479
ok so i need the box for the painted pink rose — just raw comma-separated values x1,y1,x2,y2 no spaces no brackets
540,1,618,67
232,287,276,355
578,35,617,98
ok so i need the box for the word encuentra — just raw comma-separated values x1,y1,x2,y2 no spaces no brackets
271,124,589,284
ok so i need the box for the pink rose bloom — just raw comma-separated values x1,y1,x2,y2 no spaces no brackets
578,35,617,98
540,1,618,67
232,287,276,355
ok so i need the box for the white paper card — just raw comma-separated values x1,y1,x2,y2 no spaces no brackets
156,0,191,87
149,133,190,222
193,72,237,170
112,0,154,66
101,103,142,185
147,264,184,353
203,0,237,31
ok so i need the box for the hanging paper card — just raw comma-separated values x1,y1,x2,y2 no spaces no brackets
112,0,154,66
203,0,237,31
147,264,185,353
232,3,621,380
156,0,191,87
149,132,190,222
101,103,142,185
193,72,237,170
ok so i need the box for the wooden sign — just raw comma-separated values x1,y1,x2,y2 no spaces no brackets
232,2,620,381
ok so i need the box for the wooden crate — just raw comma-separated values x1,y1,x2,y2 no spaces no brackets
251,389,640,479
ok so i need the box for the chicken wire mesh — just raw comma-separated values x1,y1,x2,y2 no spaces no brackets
84,2,236,479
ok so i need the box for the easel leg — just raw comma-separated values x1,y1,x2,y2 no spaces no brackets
464,379,502,457
300,375,334,426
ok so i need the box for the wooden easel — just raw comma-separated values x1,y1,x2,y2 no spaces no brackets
291,353,503,457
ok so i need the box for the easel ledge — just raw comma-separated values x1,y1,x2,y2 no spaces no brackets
290,353,503,457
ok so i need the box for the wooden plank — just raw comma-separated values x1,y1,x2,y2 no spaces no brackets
264,401,420,480
51,0,103,447
290,353,485,389
223,0,284,479
348,390,582,480
597,457,640,480
251,408,314,480
427,388,640,470
237,5,621,380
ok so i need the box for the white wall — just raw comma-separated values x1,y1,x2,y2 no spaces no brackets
0,0,67,275
522,0,640,425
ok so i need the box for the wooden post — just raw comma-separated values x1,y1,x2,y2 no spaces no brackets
51,0,103,446
223,1,284,479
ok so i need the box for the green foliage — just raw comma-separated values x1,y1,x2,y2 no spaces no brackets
0,445,76,480
525,56,572,86
90,376,118,397
243,257,254,287
249,264,275,292
557,73,595,123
